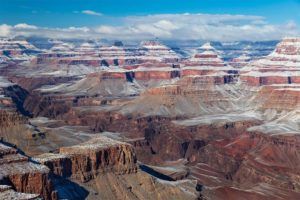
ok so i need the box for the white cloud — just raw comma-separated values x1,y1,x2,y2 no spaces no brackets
14,23,38,29
81,10,103,16
95,26,119,34
0,24,11,37
1,13,299,41
65,26,90,32
153,20,178,30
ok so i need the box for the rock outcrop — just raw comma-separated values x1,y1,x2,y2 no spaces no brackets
0,141,54,200
241,37,300,86
182,42,225,67
35,136,137,182
140,40,180,63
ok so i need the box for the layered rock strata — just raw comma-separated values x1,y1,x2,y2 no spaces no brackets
35,136,137,182
241,37,300,86
0,141,54,200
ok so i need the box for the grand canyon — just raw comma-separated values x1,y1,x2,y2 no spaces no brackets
1,1,300,200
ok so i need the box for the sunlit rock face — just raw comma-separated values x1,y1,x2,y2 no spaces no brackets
35,41,78,65
182,43,226,67
34,40,180,68
241,37,300,86
35,136,137,182
139,41,180,63
180,43,238,83
35,40,103,67
98,42,142,67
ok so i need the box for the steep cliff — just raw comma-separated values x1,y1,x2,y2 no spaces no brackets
0,141,55,200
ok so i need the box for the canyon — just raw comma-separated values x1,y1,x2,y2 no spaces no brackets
1,37,300,200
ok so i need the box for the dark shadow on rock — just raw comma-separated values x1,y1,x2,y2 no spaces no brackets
51,175,89,200
3,85,32,117
139,164,175,181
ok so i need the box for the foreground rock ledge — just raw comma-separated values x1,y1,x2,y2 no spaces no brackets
0,141,54,200
35,136,138,182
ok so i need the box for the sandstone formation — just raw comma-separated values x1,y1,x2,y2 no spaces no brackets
32,136,198,200
35,136,137,182
0,141,54,200
241,37,300,86
183,42,225,67
181,42,238,83
140,40,180,63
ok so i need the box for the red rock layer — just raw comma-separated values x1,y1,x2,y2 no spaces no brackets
0,141,55,200
134,70,180,80
241,37,300,86
255,85,300,110
241,75,289,86
36,136,137,182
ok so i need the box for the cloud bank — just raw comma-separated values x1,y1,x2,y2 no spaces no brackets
0,13,298,41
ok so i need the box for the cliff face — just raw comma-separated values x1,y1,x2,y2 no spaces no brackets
249,85,300,111
24,93,73,118
241,75,291,86
0,109,25,129
0,81,34,149
260,88,300,111
35,136,137,182
0,141,55,200
3,84,31,117
133,69,180,80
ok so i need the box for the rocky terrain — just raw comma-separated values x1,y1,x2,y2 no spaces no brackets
1,37,300,199
0,140,54,200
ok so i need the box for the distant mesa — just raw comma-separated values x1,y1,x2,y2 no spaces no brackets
241,37,300,86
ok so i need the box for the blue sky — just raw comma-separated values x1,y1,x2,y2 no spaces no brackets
0,0,300,26
0,0,300,41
